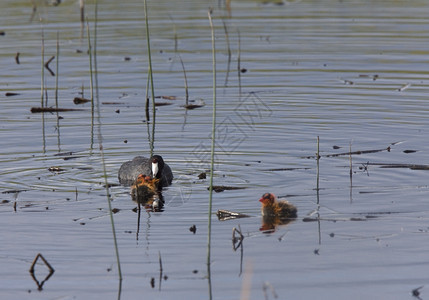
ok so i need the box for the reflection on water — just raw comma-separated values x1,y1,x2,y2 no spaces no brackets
1,0,429,299
29,253,55,291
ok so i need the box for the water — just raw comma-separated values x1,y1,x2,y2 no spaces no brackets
1,0,429,299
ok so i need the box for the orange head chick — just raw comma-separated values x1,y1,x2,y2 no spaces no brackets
259,193,297,219
131,174,160,204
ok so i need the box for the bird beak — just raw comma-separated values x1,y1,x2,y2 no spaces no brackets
259,198,264,203
152,161,159,177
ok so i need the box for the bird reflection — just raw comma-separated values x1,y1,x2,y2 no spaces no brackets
260,215,295,233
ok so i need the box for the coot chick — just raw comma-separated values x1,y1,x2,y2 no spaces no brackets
259,193,297,219
118,155,173,187
130,174,159,203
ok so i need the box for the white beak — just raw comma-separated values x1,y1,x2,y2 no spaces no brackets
152,161,159,177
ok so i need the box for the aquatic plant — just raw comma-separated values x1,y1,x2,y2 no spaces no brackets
207,8,216,300
144,0,156,157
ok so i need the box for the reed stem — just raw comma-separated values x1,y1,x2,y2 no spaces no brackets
207,9,216,300
316,136,320,205
40,29,45,106
237,29,242,97
144,0,156,157
86,18,94,103
91,0,122,283
55,32,59,106
179,56,189,106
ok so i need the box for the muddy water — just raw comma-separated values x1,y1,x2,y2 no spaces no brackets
1,0,429,299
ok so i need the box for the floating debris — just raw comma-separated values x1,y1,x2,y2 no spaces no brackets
412,286,423,298
183,104,203,109
209,185,246,193
189,224,197,234
5,92,20,97
48,166,65,172
304,146,391,159
216,209,250,221
183,99,205,110
265,167,311,171
156,95,177,100
29,253,55,291
154,102,173,107
44,55,55,76
54,151,74,156
232,225,244,251
2,189,28,194
73,97,91,105
398,83,411,92
15,52,20,64
31,107,83,113
369,163,429,171
102,102,124,105
403,150,417,154
359,74,379,80
341,79,354,85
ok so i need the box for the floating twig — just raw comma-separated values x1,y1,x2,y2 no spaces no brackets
15,52,20,64
368,163,429,171
304,146,392,159
31,107,83,113
44,55,55,76
217,209,250,221
398,83,411,92
232,225,244,251
29,253,55,291
209,185,246,193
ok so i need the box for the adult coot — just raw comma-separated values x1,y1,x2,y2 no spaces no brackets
118,155,173,187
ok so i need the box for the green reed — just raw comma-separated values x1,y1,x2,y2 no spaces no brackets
40,29,45,106
207,9,216,300
89,1,123,284
144,0,156,157
86,18,94,103
55,32,59,107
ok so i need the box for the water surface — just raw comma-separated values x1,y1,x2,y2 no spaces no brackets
1,0,429,299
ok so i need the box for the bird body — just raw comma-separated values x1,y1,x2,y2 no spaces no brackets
118,155,173,187
259,193,297,219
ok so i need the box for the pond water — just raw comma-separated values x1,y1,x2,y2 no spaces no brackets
1,0,429,299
